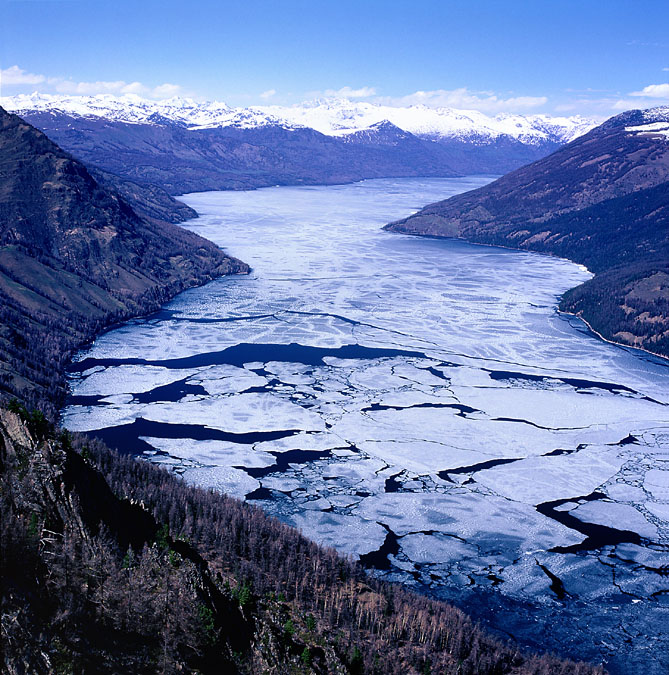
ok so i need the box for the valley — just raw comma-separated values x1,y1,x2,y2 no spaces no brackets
63,178,669,674
4,3,668,672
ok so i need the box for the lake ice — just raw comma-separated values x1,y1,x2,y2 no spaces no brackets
63,178,669,674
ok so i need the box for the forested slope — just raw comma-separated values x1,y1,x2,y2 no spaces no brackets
1,407,603,674
0,107,247,414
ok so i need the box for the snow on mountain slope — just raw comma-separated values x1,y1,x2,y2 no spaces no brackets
1,92,596,145
260,98,595,144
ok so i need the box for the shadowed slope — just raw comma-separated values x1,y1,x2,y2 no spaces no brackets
0,107,248,413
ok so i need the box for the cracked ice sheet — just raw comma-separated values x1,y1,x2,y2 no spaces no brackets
570,501,658,540
263,361,315,384
347,361,450,390
188,365,268,394
138,437,277,468
456,386,668,431
353,491,583,549
320,456,389,484
331,407,573,458
63,392,325,434
473,445,627,505
357,440,492,475
181,465,259,499
282,509,388,558
368,388,459,409
62,403,143,432
253,431,348,454
141,394,325,433
644,469,669,501
400,532,478,565
646,502,669,520
262,476,303,492
70,365,198,396
523,552,616,601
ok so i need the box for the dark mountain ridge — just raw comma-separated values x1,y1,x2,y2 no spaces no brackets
385,106,669,357
18,110,567,195
90,168,198,224
0,106,247,413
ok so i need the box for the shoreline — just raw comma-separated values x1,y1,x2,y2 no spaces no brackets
385,228,669,364
557,308,669,363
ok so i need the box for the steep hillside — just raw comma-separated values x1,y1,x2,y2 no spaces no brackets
2,93,596,194
0,107,247,413
386,107,669,357
91,168,197,224
0,407,604,674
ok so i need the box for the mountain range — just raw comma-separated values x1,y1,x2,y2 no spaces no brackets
2,93,594,142
386,106,669,358
1,94,596,194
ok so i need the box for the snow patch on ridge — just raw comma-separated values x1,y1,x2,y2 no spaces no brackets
625,120,669,140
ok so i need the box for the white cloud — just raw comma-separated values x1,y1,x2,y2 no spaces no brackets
663,67,669,72
612,99,645,111
307,85,547,113
550,97,620,120
54,79,183,98
260,88,276,99
0,64,185,99
0,65,45,86
554,96,645,118
378,88,547,113
629,83,669,98
323,86,377,98
151,83,183,98
53,79,137,95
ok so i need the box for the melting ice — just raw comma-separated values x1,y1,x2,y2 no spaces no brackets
63,178,669,673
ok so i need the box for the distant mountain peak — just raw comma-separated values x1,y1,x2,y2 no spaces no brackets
0,92,597,144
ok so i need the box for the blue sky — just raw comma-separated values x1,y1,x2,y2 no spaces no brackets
1,0,668,116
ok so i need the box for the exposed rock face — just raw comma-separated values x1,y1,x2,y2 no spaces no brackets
386,107,669,357
0,107,248,411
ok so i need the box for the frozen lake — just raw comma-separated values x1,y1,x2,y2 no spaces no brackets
63,178,669,673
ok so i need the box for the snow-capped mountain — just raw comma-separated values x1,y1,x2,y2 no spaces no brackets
1,93,602,195
257,97,595,144
1,93,595,145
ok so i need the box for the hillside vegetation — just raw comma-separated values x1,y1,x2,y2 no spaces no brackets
1,407,603,674
0,107,247,414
